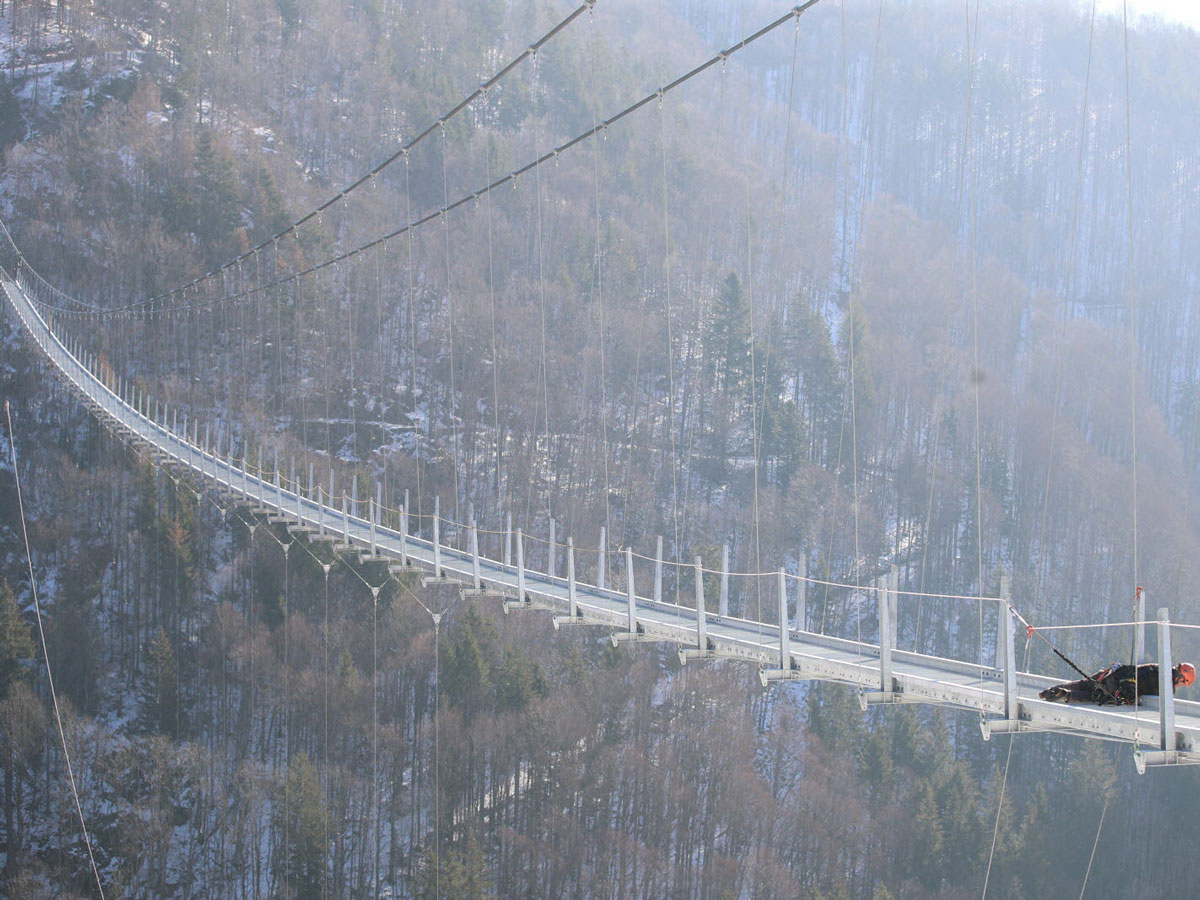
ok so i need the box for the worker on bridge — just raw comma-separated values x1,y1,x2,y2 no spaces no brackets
1039,662,1195,705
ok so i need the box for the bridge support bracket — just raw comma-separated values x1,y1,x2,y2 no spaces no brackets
979,718,1032,741
1133,749,1200,775
423,574,464,588
611,629,658,647
552,612,585,630
679,646,715,665
858,690,903,710
502,596,554,614
461,587,504,599
759,666,809,687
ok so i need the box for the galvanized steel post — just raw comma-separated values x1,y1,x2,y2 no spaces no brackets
719,543,729,617
433,496,442,578
1159,607,1176,753
778,568,789,671
889,564,899,650
1135,587,1146,663
796,552,807,632
654,535,663,604
470,518,481,592
567,538,577,618
598,526,607,591
1000,575,1018,721
399,498,408,566
369,496,377,555
318,472,325,536
516,528,526,602
626,547,636,633
878,575,892,693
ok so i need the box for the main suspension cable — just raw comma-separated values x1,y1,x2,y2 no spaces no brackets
32,1,823,321
136,1,601,311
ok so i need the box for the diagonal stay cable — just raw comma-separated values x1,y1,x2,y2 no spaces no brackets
36,0,823,321
4,401,107,899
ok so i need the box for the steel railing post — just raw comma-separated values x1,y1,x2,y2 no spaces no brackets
1000,575,1018,721
625,547,636,634
598,526,606,591
878,575,892,693
654,535,663,604
1159,607,1176,753
400,499,408,566
432,496,442,578
719,543,729,617
516,528,525,602
1136,587,1146,663
778,568,789,672
567,538,577,618
470,518,481,592
796,552,807,632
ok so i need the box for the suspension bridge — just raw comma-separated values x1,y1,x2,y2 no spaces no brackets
3,263,1198,774
2,0,1197,786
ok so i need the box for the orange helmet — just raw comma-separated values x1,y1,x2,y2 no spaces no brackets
1176,662,1196,688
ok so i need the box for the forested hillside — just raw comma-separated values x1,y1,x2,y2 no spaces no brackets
2,0,1200,897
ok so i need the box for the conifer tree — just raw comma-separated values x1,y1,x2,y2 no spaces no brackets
0,579,34,700
708,272,752,393
275,753,329,900
142,627,180,737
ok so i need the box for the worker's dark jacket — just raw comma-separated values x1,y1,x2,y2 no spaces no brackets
1088,663,1162,705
